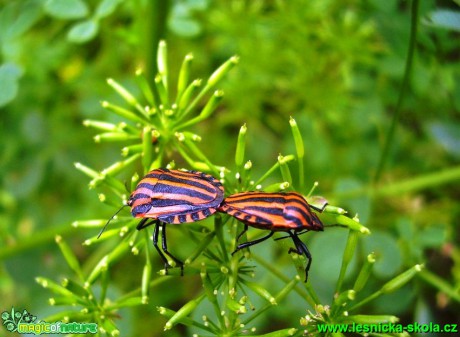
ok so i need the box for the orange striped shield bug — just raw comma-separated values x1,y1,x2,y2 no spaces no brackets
101,168,224,274
218,191,325,282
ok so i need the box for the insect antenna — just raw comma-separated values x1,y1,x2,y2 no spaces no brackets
98,205,129,239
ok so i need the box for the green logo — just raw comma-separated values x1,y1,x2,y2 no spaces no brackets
2,308,37,332
2,307,98,335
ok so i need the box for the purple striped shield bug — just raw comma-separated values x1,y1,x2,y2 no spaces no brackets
101,168,224,274
218,191,325,282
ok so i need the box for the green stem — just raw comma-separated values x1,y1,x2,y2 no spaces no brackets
143,0,170,86
0,223,76,260
298,159,305,192
335,230,359,294
116,276,171,302
419,269,460,303
254,155,295,187
373,0,420,183
252,254,316,308
266,234,321,304
336,165,460,200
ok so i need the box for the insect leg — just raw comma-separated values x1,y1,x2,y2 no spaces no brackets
289,232,312,282
235,224,249,243
137,218,156,230
275,229,310,243
294,229,311,236
152,220,173,273
232,231,274,255
310,205,326,212
274,232,298,241
160,222,184,276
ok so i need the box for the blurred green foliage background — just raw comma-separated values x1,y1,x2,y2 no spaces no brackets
1,0,460,336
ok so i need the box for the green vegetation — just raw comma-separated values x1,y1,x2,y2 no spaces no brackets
1,1,460,336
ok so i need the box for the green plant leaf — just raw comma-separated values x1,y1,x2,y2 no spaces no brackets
424,9,460,32
0,63,23,107
169,17,201,37
0,0,42,40
95,0,122,19
362,230,403,278
168,4,202,37
419,224,447,248
427,122,460,158
186,0,209,11
67,20,99,43
44,0,89,19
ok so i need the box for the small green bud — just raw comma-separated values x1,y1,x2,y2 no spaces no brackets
154,74,169,106
264,182,290,192
101,154,141,176
324,205,347,214
235,123,247,169
90,171,127,192
47,297,78,306
83,120,118,131
242,280,277,305
321,213,370,234
86,255,109,284
164,294,205,330
177,90,224,128
135,68,156,108
122,144,143,157
175,132,185,142
207,55,239,87
334,289,356,307
55,236,82,278
94,132,138,143
157,40,168,84
107,297,147,309
381,264,424,294
226,297,246,314
346,315,399,324
74,162,100,180
289,117,304,158
141,262,152,300
61,278,87,297
178,79,202,111
100,318,119,337
101,101,147,124
35,277,77,299
107,78,138,106
244,160,252,170
200,90,224,119
72,220,106,228
177,53,194,101
182,132,202,142
353,252,376,292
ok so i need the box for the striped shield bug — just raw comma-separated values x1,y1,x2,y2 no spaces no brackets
102,168,224,274
218,191,324,282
